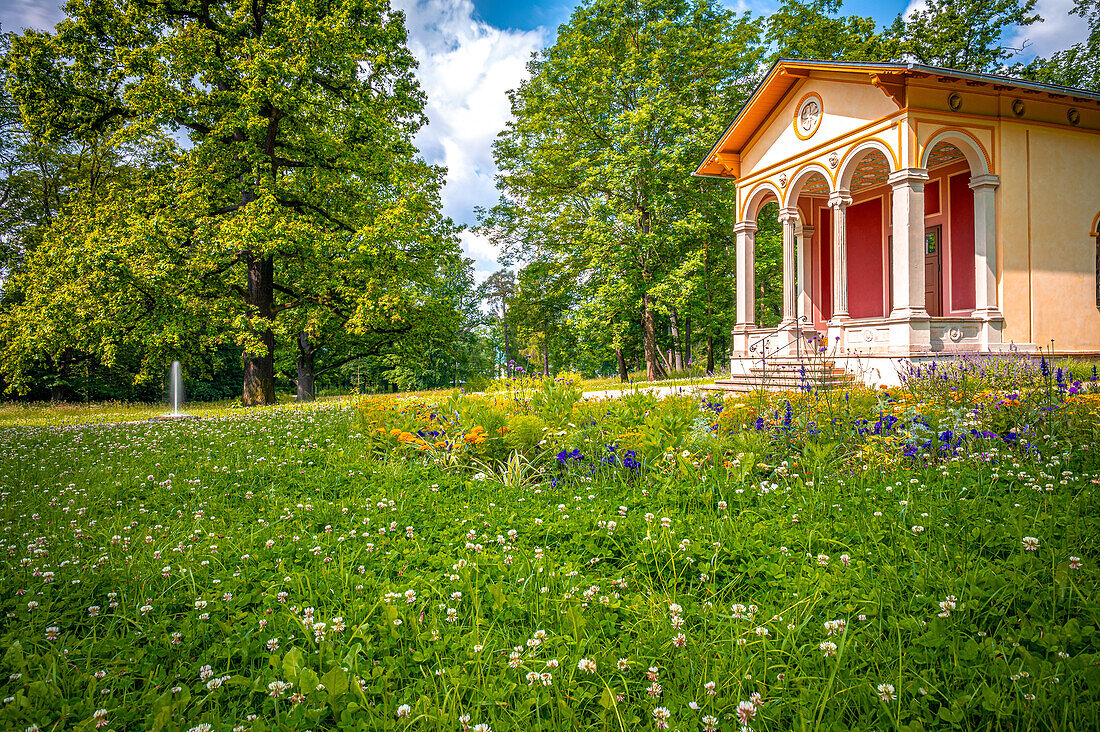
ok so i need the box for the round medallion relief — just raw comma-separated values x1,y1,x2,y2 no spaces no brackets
794,93,823,139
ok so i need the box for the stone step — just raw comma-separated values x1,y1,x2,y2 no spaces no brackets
709,359,857,390
708,373,855,393
747,366,848,377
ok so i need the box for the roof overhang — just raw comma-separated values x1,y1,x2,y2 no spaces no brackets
694,59,1100,180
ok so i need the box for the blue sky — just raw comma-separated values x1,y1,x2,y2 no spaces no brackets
468,0,911,31
2,0,1089,279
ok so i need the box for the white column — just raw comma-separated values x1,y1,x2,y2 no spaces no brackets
734,221,757,328
888,168,930,319
778,207,800,324
798,224,815,325
828,191,852,322
970,174,1001,317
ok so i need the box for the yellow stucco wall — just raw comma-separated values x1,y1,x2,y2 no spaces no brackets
905,81,1100,351
740,76,899,181
997,124,1033,348
1018,125,1100,351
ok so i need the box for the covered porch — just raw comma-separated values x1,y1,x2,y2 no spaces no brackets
731,131,1007,369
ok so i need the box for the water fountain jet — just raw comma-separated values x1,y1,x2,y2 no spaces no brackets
170,360,183,416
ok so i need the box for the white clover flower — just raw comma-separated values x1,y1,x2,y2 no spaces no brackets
877,682,896,702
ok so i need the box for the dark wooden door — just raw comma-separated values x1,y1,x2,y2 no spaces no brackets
925,226,942,316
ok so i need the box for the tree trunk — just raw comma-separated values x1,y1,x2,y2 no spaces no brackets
242,251,277,406
502,306,511,367
669,307,684,372
706,329,715,375
542,343,550,376
641,293,665,381
615,347,629,383
684,315,692,367
296,330,316,402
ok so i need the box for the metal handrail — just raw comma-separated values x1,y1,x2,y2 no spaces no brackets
748,315,809,362
747,315,812,390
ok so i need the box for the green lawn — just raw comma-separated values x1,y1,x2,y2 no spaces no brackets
1,380,1098,731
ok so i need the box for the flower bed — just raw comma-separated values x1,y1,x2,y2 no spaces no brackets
0,368,1098,730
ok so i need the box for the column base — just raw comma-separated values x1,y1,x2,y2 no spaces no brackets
732,324,756,355
889,307,930,320
971,308,1004,349
826,314,850,351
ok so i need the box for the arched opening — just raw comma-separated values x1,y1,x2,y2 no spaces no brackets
924,140,976,316
754,200,783,327
843,148,891,319
1094,211,1100,310
788,169,831,329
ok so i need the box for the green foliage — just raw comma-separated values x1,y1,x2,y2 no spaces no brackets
504,413,549,451
531,377,583,428
1016,0,1100,90
765,0,898,62
0,0,466,404
482,0,759,381
885,0,1040,72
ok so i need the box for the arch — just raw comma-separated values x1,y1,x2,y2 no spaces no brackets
740,181,783,222
920,128,991,176
837,138,898,192
783,163,834,208
1091,210,1100,237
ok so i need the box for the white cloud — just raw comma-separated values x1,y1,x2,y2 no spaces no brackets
0,0,64,32
392,0,548,277
458,229,504,284
902,0,928,21
1009,0,1090,60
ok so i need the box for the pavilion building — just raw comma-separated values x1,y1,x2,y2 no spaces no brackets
695,59,1100,384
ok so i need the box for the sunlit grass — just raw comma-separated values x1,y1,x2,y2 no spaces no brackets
0,369,1097,731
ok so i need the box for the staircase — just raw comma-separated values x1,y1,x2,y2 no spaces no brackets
706,357,856,393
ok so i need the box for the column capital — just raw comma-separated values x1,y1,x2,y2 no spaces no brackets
828,190,852,209
798,225,815,237
777,206,801,223
969,173,1001,191
733,221,758,234
888,167,930,189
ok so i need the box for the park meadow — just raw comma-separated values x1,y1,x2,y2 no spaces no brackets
1,361,1099,731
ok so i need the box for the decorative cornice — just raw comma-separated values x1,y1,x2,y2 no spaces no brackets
888,168,931,190
777,206,801,223
968,173,1001,191
828,190,853,209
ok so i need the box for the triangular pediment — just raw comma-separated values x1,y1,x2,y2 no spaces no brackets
695,59,1100,180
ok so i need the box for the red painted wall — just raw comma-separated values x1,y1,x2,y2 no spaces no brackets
847,198,885,318
818,207,832,324
925,180,941,216
949,174,975,312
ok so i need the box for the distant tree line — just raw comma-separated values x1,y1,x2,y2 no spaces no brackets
1,0,1094,402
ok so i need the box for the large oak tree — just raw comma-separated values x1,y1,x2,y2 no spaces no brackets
3,0,450,404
